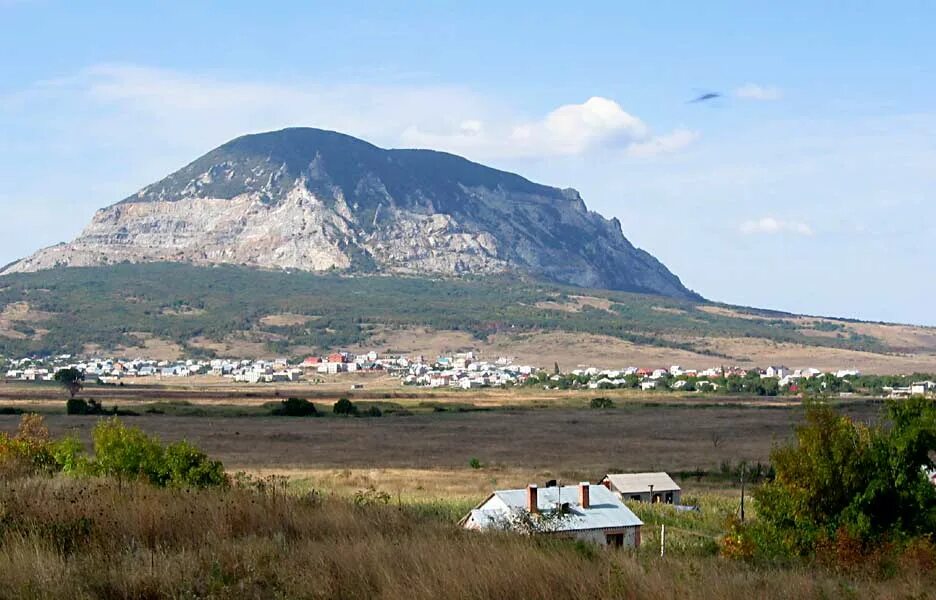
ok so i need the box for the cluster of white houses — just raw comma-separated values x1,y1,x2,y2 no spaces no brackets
399,352,537,389
566,365,863,391
0,351,540,390
462,473,682,548
3,352,934,398
3,356,308,384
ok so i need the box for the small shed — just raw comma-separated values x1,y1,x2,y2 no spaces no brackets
601,472,681,505
462,483,643,548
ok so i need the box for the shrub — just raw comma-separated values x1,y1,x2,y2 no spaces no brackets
91,417,226,488
333,398,358,416
590,397,615,409
51,435,90,475
163,441,227,488
91,417,167,484
66,398,109,415
271,397,318,417
364,405,383,418
352,486,391,507
469,457,482,470
0,414,58,479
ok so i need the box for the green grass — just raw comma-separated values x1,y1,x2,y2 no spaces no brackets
629,494,741,558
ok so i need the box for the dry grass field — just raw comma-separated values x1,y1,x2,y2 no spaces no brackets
0,383,884,503
1,384,929,599
2,477,931,599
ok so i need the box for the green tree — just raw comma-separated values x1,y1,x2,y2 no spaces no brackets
752,400,936,558
54,368,85,399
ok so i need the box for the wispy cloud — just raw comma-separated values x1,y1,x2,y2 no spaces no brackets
626,128,700,158
734,83,782,101
14,65,696,162
740,217,813,236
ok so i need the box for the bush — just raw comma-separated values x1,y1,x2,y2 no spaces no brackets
66,398,109,415
162,441,227,488
0,415,226,487
333,398,358,416
91,417,226,488
469,457,482,470
590,397,615,409
364,405,383,418
271,398,318,417
0,414,58,479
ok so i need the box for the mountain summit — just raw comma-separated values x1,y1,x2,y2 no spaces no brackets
3,128,698,299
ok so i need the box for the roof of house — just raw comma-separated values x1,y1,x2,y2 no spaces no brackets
466,484,642,532
603,472,681,494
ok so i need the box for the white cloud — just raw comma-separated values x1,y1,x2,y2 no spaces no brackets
740,217,813,236
626,128,700,158
734,83,782,101
403,96,658,158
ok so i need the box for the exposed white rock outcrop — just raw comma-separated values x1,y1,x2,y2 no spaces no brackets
3,128,699,301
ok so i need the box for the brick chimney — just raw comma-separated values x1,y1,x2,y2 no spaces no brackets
579,482,591,509
526,484,539,513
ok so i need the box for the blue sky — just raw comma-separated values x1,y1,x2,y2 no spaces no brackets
1,1,934,324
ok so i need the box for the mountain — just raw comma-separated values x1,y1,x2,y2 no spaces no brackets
2,128,698,300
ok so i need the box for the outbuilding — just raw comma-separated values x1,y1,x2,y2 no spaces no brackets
601,472,682,505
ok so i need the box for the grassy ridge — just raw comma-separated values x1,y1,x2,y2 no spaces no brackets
0,262,887,357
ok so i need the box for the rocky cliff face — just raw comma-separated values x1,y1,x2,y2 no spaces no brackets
3,128,699,300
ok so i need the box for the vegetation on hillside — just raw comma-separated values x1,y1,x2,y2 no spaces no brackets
0,263,894,358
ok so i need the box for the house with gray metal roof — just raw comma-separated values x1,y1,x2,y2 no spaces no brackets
461,483,643,547
601,472,681,504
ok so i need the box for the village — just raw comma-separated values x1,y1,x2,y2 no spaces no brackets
1,351,933,399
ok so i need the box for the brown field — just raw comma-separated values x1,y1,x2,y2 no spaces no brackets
0,381,884,502
259,313,317,327
188,333,277,357
532,294,615,313
0,376,831,406
112,332,186,361
0,301,52,340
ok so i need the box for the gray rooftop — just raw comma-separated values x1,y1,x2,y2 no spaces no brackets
468,484,643,532
603,472,681,494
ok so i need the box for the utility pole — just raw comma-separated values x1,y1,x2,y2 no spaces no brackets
660,524,665,557
739,464,746,523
